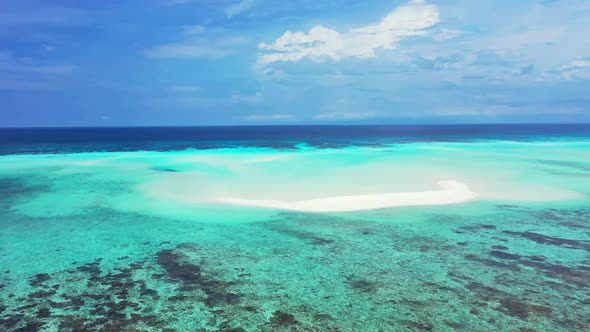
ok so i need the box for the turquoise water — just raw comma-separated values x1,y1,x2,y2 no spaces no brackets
1,137,589,331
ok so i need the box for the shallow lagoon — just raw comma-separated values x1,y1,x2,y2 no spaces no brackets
0,130,589,331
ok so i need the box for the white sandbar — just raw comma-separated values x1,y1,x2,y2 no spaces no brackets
217,180,478,212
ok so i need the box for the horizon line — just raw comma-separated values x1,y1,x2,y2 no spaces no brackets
1,122,590,130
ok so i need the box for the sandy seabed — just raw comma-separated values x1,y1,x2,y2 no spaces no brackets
218,180,478,212
0,140,589,331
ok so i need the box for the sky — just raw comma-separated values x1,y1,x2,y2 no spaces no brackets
0,0,589,127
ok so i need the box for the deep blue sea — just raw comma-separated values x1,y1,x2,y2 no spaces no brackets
1,124,589,154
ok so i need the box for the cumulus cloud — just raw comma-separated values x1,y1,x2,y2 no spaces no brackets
0,52,76,91
145,38,244,59
182,25,205,35
433,28,464,41
245,113,294,121
560,59,590,80
0,52,76,75
561,60,590,70
168,85,202,93
260,67,286,80
147,44,234,59
314,112,381,120
226,0,255,19
257,0,439,66
231,91,262,104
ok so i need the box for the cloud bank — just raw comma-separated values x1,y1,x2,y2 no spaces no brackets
257,0,439,66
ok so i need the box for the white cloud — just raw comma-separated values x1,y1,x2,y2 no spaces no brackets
245,113,294,121
231,91,262,104
560,60,590,70
216,36,250,46
257,0,439,66
183,25,205,35
259,67,287,80
0,52,76,91
560,59,590,80
0,52,76,75
42,44,56,53
145,38,241,59
314,112,381,120
226,0,255,19
143,96,227,109
433,28,463,41
168,85,202,93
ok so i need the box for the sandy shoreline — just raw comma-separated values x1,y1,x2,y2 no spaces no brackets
218,180,478,212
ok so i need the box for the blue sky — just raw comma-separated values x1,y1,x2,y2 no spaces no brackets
0,0,589,126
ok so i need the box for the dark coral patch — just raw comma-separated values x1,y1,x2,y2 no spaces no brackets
0,178,50,209
58,315,89,331
270,310,298,326
398,320,434,331
520,260,590,287
502,231,590,252
267,224,336,246
444,320,461,329
75,259,102,277
464,254,521,271
531,305,552,316
156,247,241,308
558,221,590,230
489,250,521,260
497,298,529,319
457,224,497,233
310,237,335,245
12,320,45,332
156,249,202,283
29,273,50,287
347,278,378,293
528,255,546,262
491,245,509,250
36,308,51,318
28,290,56,299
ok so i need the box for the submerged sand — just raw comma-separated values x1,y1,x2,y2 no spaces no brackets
1,139,590,331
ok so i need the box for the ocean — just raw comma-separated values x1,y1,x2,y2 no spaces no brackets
0,125,589,331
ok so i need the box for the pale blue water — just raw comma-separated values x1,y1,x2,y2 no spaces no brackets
0,125,589,331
